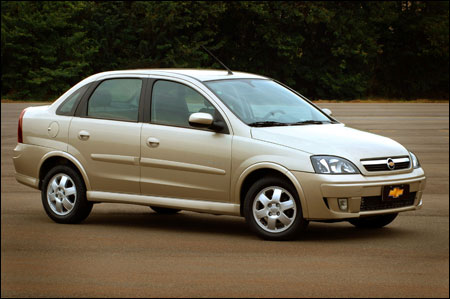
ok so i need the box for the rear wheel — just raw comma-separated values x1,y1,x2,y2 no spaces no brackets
41,165,93,224
348,213,398,228
150,206,181,214
244,176,308,241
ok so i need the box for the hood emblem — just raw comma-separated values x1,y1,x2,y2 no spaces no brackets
387,158,395,170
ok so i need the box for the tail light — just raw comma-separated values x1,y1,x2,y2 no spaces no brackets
17,109,27,143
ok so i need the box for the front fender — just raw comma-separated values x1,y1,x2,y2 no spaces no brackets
233,162,310,219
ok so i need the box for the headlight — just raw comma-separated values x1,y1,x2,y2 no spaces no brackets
410,152,421,169
311,156,360,174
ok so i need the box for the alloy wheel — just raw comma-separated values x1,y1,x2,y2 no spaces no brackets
252,186,297,233
46,173,77,216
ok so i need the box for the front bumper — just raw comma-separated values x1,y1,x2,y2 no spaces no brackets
292,168,426,220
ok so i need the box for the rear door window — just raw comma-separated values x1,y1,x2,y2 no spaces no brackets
87,79,142,122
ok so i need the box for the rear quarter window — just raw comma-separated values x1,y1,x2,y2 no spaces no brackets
56,84,89,116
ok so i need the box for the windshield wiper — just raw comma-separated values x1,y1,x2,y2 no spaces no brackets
249,120,336,127
289,120,331,125
248,121,290,127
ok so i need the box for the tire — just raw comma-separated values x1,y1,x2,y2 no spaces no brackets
348,213,398,228
243,176,308,241
150,206,181,214
41,165,93,224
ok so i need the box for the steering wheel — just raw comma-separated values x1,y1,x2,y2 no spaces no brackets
263,110,286,119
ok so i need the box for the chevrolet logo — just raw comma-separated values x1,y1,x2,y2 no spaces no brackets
387,158,395,170
388,187,404,198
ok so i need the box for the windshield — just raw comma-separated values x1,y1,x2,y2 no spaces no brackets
205,79,334,126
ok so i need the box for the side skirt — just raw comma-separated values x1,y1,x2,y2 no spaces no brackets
86,191,240,216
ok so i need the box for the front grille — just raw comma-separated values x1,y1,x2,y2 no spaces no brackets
360,192,416,211
361,156,411,172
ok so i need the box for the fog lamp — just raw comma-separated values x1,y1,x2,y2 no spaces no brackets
338,198,348,211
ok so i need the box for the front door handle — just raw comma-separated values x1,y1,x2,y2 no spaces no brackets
78,130,90,140
146,137,160,148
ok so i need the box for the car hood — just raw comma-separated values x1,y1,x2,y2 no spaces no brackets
251,124,409,161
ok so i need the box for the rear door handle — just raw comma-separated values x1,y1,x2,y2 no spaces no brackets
146,137,160,148
78,130,90,140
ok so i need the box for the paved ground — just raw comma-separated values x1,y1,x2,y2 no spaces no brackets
1,102,448,298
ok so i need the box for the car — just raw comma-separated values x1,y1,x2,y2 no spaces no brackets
13,69,426,240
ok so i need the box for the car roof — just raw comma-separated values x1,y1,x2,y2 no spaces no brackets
91,69,268,82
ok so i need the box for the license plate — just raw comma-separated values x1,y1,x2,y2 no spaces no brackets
382,184,410,201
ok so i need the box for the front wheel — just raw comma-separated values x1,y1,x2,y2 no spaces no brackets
243,176,308,241
41,165,93,224
348,213,398,228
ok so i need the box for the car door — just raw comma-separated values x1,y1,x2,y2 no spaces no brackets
140,78,232,202
68,77,145,194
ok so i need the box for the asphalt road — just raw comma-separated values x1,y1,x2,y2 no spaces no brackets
1,102,449,298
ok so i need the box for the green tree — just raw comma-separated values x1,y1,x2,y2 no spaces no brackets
2,1,98,100
371,1,449,99
1,1,448,101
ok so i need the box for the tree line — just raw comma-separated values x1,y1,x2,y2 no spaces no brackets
1,1,448,101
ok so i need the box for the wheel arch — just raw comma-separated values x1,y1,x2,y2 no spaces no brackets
236,163,309,218
38,151,91,191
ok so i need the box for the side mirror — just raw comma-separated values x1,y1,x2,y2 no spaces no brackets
189,112,214,128
322,108,333,116
189,112,226,132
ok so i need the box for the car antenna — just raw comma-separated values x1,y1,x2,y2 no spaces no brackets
201,45,233,75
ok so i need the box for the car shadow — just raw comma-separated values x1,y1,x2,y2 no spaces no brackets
300,222,415,242
83,210,252,238
81,209,417,242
